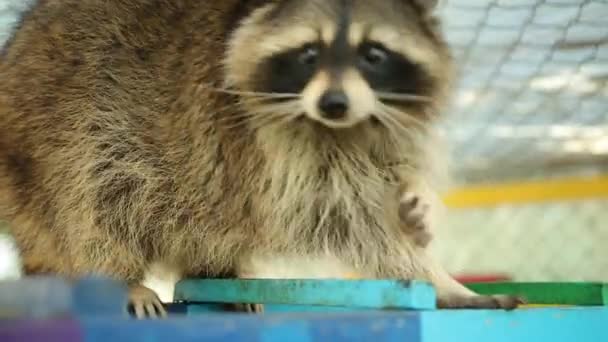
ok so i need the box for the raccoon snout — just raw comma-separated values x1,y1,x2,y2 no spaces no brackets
318,90,348,120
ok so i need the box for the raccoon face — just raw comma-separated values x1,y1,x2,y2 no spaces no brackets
224,0,452,130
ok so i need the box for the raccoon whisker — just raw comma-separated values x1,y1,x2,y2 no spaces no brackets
210,100,292,122
274,113,302,128
214,106,282,127
208,87,301,100
372,112,406,153
219,111,284,129
377,103,428,132
385,160,418,173
375,92,433,103
216,100,298,120
373,108,424,158
247,101,301,116
207,101,250,118
248,113,300,128
214,113,258,124
250,103,302,114
279,113,304,124
250,114,292,130
221,115,274,130
210,97,300,130
220,120,252,130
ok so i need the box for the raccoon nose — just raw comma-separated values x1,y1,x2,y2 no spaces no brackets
318,91,349,120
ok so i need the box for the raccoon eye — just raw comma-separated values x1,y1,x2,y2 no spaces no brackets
298,44,320,65
360,43,389,66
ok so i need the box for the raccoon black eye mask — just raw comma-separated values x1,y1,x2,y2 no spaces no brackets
257,41,433,98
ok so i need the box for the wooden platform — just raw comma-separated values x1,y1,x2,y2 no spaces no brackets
0,277,606,341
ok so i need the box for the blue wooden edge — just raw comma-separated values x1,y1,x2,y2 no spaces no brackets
174,279,437,310
81,312,422,342
2,308,607,342
0,276,128,319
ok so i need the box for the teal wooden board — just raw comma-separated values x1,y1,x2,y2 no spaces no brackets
174,279,437,310
182,304,385,314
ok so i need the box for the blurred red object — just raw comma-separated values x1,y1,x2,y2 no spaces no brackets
454,274,512,284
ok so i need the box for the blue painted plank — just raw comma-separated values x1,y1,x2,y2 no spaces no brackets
421,307,608,342
79,312,421,342
0,319,82,342
0,276,129,319
0,277,72,319
4,307,608,341
72,277,129,317
174,279,436,310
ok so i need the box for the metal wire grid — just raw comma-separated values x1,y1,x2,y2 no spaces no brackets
436,198,608,281
428,1,608,282
438,0,608,185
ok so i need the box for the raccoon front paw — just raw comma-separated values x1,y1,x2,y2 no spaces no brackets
128,285,167,319
231,303,265,313
399,193,432,248
437,294,525,310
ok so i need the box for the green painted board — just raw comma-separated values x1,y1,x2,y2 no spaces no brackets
466,282,608,306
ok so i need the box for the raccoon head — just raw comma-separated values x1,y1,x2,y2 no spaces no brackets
224,0,453,133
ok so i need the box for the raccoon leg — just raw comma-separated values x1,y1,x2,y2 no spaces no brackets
233,267,265,314
419,254,525,310
230,303,265,313
396,190,522,309
399,193,433,248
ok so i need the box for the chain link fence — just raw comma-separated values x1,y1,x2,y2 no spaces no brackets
436,0,608,282
1,0,607,282
438,0,608,184
435,199,608,282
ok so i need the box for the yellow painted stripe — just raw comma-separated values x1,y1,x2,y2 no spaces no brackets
443,175,608,209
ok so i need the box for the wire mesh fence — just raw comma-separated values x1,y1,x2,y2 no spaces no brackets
435,199,608,282
0,0,607,282
438,0,608,185
435,0,608,282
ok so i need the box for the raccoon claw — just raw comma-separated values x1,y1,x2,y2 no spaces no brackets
399,193,432,248
128,285,167,319
438,294,525,310
232,303,265,313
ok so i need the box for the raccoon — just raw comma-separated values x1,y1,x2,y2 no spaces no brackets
0,0,522,317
